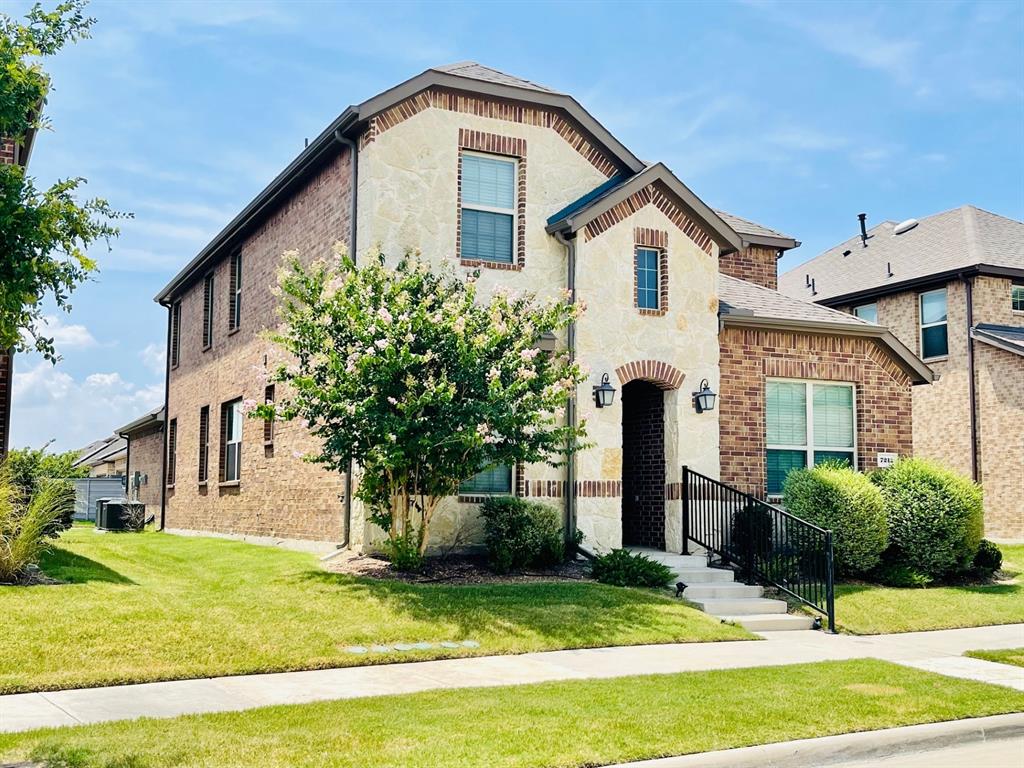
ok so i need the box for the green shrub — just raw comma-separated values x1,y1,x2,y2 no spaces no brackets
972,539,1003,574
0,466,75,583
728,502,774,565
479,497,568,574
4,448,83,537
783,462,888,576
382,529,424,572
590,549,674,588
874,458,983,580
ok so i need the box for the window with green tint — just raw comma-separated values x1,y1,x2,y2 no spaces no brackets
635,247,660,309
460,154,516,264
813,450,854,466
767,450,806,495
854,303,878,323
766,381,807,446
813,384,854,448
460,464,512,495
1012,284,1024,312
919,288,948,358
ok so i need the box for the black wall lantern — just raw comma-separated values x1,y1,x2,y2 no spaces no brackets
593,373,616,408
692,378,717,413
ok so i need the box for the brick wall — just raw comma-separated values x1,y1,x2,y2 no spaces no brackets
165,147,352,541
719,245,779,290
719,326,913,497
126,425,164,513
975,342,1024,538
621,380,666,548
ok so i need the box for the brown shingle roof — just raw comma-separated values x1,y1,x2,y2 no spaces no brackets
430,62,560,94
779,205,1024,303
719,274,874,327
714,210,796,244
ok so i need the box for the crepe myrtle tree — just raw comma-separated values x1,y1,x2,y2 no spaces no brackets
252,245,589,566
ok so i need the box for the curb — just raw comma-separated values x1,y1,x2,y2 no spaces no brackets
604,712,1024,768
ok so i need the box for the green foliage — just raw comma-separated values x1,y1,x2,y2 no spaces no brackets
873,458,983,580
972,539,1003,574
255,248,588,560
382,528,423,572
0,464,75,582
783,462,888,576
0,1,128,361
4,446,84,537
728,503,774,565
590,549,674,588
869,558,933,588
479,496,570,574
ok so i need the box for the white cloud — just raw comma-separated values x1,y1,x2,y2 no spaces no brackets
22,315,98,353
11,361,163,452
140,342,167,376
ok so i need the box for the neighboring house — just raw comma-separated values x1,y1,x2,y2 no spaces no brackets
73,435,128,478
780,206,1024,539
153,63,932,552
0,130,37,460
117,406,165,514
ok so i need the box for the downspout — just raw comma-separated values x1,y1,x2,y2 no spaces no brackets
158,303,171,530
334,129,359,548
553,230,578,551
963,275,979,482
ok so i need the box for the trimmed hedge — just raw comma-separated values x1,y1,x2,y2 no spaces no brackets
590,549,674,588
783,462,888,577
872,458,983,580
479,497,566,574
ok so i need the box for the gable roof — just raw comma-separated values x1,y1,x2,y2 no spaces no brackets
719,274,935,384
156,62,647,304
116,406,165,437
971,324,1024,357
713,210,799,251
780,205,1024,305
545,164,743,254
73,435,127,468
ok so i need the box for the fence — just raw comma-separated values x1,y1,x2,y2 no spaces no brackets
70,476,127,522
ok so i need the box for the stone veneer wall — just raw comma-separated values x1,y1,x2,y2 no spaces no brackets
719,245,779,290
126,425,165,514
165,148,352,541
719,326,913,498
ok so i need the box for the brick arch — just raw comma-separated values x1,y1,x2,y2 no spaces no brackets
614,360,685,391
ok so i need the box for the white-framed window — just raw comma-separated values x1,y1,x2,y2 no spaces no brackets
854,303,878,323
1012,283,1024,313
765,379,856,495
635,247,661,310
919,288,948,359
460,152,516,264
460,463,513,496
220,399,243,483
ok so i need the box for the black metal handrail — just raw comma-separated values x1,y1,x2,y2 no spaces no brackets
681,466,835,632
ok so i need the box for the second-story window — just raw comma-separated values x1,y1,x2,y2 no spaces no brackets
170,301,181,368
919,288,948,359
854,303,878,323
202,273,214,349
635,247,661,310
228,250,242,332
1012,283,1024,312
460,153,515,264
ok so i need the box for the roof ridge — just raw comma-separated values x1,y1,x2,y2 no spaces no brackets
720,274,875,325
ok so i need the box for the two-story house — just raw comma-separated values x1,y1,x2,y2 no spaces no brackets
149,63,933,554
781,207,1024,538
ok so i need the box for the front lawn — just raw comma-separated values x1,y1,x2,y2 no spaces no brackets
826,543,1024,634
0,527,749,694
965,648,1024,668
3,659,1022,768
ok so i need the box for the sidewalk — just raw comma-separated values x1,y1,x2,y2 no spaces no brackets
3,624,1022,734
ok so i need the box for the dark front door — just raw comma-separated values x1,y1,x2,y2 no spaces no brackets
621,380,666,549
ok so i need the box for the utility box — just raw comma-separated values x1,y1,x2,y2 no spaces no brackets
96,498,145,532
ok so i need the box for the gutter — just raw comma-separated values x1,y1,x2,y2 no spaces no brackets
158,306,171,530
811,264,1024,309
964,275,979,482
334,129,359,549
553,230,578,550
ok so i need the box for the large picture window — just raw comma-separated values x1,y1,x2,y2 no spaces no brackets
460,153,516,264
919,288,948,359
765,380,856,495
460,463,512,496
220,399,243,483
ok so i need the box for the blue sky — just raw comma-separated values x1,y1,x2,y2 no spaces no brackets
10,0,1024,451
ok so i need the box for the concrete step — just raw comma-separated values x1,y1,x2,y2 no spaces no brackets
690,597,789,615
673,567,735,584
683,583,763,600
719,613,817,632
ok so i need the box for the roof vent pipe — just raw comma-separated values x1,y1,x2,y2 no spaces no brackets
811,278,817,296
805,273,811,287
887,261,894,278
858,213,869,247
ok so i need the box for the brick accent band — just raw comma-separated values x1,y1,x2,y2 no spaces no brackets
456,128,527,271
634,227,668,249
633,230,670,317
615,360,686,390
360,87,619,178
585,182,714,255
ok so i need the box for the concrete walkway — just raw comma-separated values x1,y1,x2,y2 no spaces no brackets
3,624,1022,734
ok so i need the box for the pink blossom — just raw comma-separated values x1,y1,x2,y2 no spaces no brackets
292,450,304,459
377,307,393,324
519,348,540,361
240,398,259,415
375,338,389,350
387,396,398,405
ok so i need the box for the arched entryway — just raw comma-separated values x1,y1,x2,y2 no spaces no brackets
621,380,666,549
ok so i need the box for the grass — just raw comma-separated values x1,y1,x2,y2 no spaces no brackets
827,544,1024,634
965,648,1024,668
0,526,750,694
2,659,1023,768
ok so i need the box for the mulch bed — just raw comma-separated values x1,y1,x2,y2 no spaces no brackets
0,565,61,587
324,550,592,585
